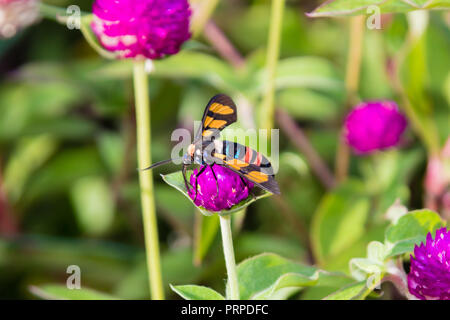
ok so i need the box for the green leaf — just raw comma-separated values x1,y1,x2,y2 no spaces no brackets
401,16,441,153
25,147,104,203
385,209,445,257
97,133,125,174
0,81,85,140
349,241,387,281
152,51,237,92
231,253,348,300
311,180,371,266
161,170,272,216
263,57,344,94
155,186,194,231
30,285,119,300
278,88,340,122
70,176,116,236
307,0,450,17
3,135,58,203
359,149,424,219
360,31,393,99
324,281,367,300
194,213,220,265
170,285,225,300
236,233,305,260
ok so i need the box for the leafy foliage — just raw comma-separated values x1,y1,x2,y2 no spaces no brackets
308,0,450,17
30,285,119,300
172,253,351,300
0,0,448,301
170,285,225,300
346,209,446,297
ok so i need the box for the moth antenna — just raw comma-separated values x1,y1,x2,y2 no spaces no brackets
139,158,181,171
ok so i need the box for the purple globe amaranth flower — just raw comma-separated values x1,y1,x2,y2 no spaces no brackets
344,101,407,155
91,0,191,59
407,227,450,300
188,165,254,212
0,0,40,38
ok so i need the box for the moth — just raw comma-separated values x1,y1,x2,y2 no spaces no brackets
144,94,280,197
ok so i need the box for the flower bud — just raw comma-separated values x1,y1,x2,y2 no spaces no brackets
408,227,450,300
188,165,254,212
344,101,407,155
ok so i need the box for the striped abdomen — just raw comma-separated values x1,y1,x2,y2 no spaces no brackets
218,141,273,174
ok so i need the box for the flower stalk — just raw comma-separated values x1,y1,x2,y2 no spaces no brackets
335,15,365,182
190,0,220,37
403,10,439,155
259,0,285,132
133,60,164,300
220,214,239,300
38,2,73,23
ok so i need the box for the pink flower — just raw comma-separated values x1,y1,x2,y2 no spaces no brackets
91,0,191,59
0,0,40,38
408,227,450,300
188,165,254,212
344,101,407,155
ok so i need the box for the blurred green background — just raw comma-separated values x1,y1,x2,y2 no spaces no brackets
0,0,449,299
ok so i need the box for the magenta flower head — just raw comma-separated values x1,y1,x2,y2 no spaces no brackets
91,0,191,59
407,227,450,300
344,101,407,155
0,0,40,38
188,165,254,212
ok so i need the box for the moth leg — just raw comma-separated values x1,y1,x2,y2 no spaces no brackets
182,164,190,192
194,165,207,202
210,164,219,198
240,176,256,200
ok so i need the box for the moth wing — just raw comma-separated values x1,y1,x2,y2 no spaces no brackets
195,94,237,141
210,147,280,195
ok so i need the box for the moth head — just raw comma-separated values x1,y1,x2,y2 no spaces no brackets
183,143,196,165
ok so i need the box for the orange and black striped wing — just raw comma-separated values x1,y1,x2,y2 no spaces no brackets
211,141,280,195
226,162,280,195
195,94,237,141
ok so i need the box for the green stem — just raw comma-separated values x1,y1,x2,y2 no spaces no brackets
219,215,239,300
404,10,440,155
39,3,68,23
344,16,365,104
133,60,164,300
259,0,285,131
191,0,220,38
335,16,365,182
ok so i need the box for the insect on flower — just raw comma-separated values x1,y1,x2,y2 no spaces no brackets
143,94,281,199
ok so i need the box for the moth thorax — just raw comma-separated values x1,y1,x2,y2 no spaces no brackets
187,144,195,157
213,139,223,152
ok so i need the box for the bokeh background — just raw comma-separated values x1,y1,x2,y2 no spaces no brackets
0,0,449,299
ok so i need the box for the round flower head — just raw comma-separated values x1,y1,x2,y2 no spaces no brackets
0,0,40,38
188,165,254,212
408,227,450,300
344,101,407,155
91,0,191,59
